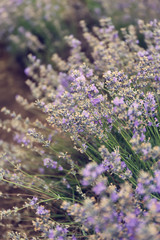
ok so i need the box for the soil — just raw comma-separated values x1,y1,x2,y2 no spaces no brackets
0,44,30,111
0,43,32,142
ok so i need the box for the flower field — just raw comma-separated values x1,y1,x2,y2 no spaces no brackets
0,1,160,239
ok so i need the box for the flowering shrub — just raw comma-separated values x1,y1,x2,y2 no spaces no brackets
1,16,160,239
2,0,160,67
0,0,93,64
99,0,160,27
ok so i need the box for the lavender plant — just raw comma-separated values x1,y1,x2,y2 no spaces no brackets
1,0,160,68
0,0,91,64
1,18,160,239
98,0,160,27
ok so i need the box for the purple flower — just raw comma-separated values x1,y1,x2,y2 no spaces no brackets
107,117,112,124
62,118,67,124
81,163,105,186
111,192,118,202
43,158,57,169
30,197,38,206
82,110,90,118
58,165,63,171
71,37,81,48
48,229,55,239
93,181,106,195
82,163,104,178
121,162,126,169
90,84,99,93
125,213,138,230
36,205,49,215
140,133,145,142
24,67,30,75
136,183,145,195
134,120,139,127
147,198,160,212
48,226,68,239
86,69,93,78
90,94,104,105
113,97,124,106
154,170,160,193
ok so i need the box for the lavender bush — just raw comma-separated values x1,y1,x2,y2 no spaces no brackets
1,13,160,240
2,0,160,66
0,0,90,64
99,0,160,27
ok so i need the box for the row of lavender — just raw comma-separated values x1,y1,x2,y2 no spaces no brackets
1,0,160,64
0,1,160,240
